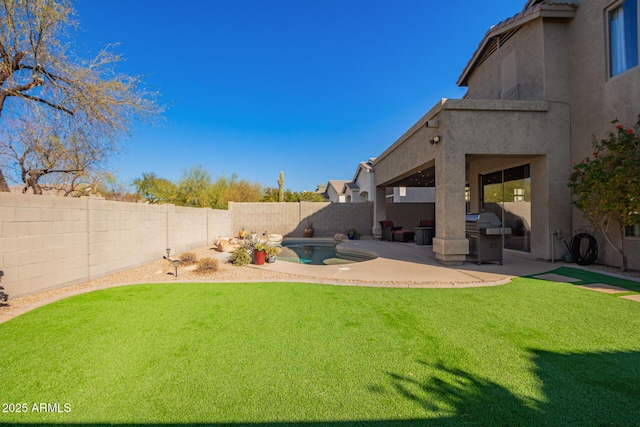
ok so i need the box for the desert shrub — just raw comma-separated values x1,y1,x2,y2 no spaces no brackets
231,247,251,266
195,257,220,273
179,252,198,265
264,246,281,257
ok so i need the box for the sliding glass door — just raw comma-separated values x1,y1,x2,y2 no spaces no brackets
481,165,531,252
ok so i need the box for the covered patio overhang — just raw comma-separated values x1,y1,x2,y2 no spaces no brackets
373,98,571,265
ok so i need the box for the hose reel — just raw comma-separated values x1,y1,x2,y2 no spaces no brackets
568,232,598,266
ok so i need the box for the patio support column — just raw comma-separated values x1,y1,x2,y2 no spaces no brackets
433,144,468,265
372,186,387,238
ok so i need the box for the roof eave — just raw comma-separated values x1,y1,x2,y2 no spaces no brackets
352,162,373,182
456,3,577,87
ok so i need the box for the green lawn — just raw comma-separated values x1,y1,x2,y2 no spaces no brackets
1,274,639,425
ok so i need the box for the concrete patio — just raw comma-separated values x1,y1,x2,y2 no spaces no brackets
251,238,561,287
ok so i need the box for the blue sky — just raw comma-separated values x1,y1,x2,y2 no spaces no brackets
74,1,524,192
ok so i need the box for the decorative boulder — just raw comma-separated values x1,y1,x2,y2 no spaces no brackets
268,234,283,243
217,238,241,253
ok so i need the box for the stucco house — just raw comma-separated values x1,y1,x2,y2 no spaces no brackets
344,159,376,202
322,180,348,203
372,0,640,269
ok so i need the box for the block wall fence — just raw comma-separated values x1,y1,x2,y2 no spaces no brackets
0,193,232,298
0,196,375,299
228,201,374,238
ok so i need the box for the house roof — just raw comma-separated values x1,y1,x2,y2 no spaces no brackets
327,180,348,195
457,1,577,87
345,182,360,191
352,158,375,182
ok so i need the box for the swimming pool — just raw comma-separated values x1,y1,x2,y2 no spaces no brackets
278,241,376,265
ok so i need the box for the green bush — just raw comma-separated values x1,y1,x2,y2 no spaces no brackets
265,246,281,257
231,248,251,266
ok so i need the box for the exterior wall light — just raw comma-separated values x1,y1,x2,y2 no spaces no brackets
429,135,441,145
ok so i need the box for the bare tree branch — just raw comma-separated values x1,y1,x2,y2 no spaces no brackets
0,0,162,192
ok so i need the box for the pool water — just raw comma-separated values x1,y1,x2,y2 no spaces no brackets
278,242,375,265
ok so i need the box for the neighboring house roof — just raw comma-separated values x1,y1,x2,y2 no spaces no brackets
344,182,360,193
457,1,577,87
352,158,375,182
327,180,348,195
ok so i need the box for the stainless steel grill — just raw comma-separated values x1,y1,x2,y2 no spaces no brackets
465,213,512,265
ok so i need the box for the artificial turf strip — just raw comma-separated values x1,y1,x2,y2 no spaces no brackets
0,280,639,425
529,266,640,292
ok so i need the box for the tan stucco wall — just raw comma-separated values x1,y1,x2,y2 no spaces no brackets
542,19,572,102
466,20,546,101
374,99,572,262
375,1,639,268
566,0,640,269
463,0,640,268
444,100,571,261
374,101,443,187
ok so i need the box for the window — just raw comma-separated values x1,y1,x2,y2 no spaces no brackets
609,0,639,77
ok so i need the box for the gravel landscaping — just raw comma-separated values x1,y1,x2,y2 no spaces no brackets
0,246,312,318
2,244,639,321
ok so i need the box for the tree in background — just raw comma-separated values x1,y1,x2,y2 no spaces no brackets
225,175,263,204
132,168,262,209
94,172,140,202
568,117,640,271
0,0,162,192
174,166,213,208
207,172,262,209
261,187,325,202
290,190,325,202
132,172,176,204
1,117,116,195
261,187,280,202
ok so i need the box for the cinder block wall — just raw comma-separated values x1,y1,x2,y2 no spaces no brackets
384,202,435,229
229,202,374,238
0,196,372,299
1,193,89,298
0,193,232,298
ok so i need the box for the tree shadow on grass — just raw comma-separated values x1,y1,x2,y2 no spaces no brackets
376,349,640,425
3,350,639,426
377,361,538,425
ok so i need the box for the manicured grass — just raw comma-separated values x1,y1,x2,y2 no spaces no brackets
0,278,639,425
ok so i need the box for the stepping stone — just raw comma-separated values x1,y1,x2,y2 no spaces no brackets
621,294,640,303
576,283,629,294
533,273,582,283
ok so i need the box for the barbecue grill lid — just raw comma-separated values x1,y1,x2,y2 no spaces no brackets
465,212,502,226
